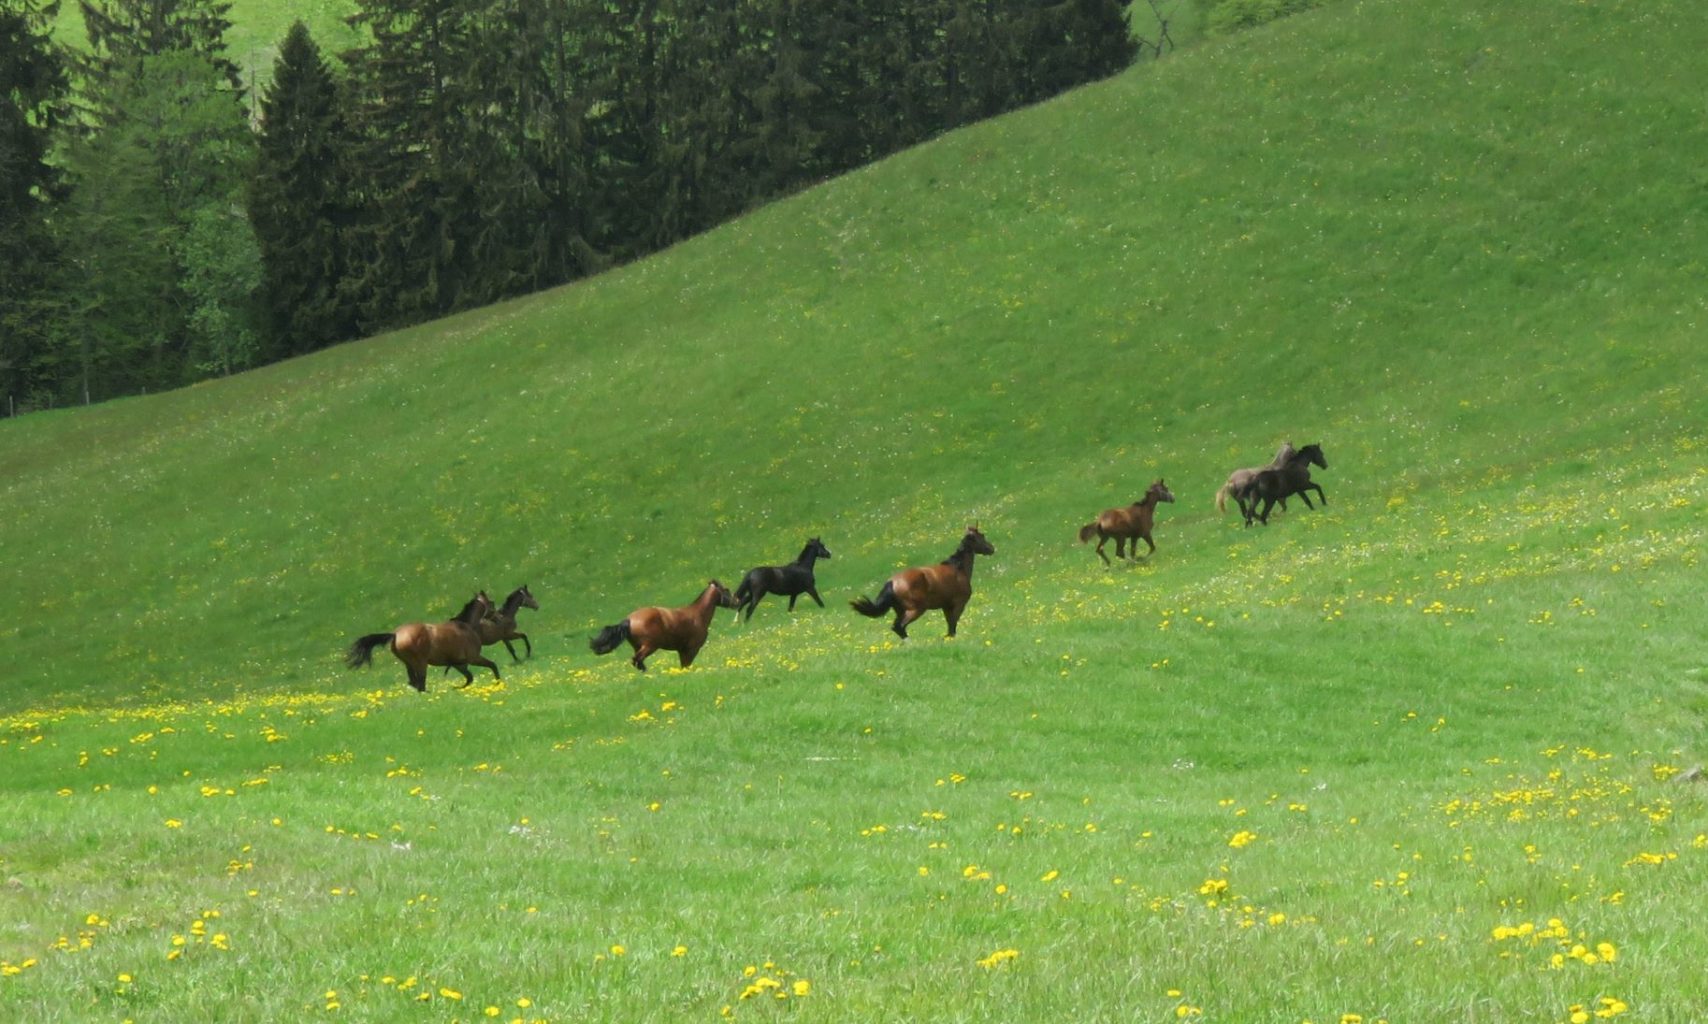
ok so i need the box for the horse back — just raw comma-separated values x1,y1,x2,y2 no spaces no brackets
892,563,968,610
631,604,704,650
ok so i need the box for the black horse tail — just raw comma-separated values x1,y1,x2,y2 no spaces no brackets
850,582,896,618
346,633,394,669
734,577,753,604
590,620,630,656
1077,522,1099,543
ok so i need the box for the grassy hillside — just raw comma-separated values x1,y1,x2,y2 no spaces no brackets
3,1,1706,1021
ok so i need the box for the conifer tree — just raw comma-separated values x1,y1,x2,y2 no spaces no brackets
0,0,71,409
250,21,357,358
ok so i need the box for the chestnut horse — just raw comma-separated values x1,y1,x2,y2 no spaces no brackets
734,537,832,621
478,584,539,662
1215,441,1296,517
1236,443,1328,526
346,592,499,693
589,580,739,671
850,525,995,639
1078,479,1176,565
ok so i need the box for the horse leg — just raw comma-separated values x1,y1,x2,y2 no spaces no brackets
893,607,923,639
787,593,799,611
1310,483,1327,506
1094,534,1111,566
471,655,501,682
1141,533,1157,557
502,639,522,663
407,665,427,693
514,632,531,658
679,641,702,668
450,663,475,687
631,642,656,671
743,587,764,622
807,586,825,608
944,601,965,637
1295,492,1314,510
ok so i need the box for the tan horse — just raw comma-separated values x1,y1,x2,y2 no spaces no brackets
1215,441,1296,516
1079,479,1176,564
851,525,996,639
477,584,539,662
347,592,499,693
590,580,739,671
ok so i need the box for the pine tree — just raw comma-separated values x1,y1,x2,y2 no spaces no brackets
76,0,242,101
0,0,71,410
250,21,357,358
341,0,489,328
56,47,258,397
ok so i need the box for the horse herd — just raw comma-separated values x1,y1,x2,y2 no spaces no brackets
347,443,1329,692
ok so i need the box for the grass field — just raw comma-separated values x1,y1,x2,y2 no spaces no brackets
4,0,1707,1021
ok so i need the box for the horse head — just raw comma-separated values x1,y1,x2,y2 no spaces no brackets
1300,443,1327,470
517,584,539,611
708,580,740,610
809,537,832,561
1149,479,1177,504
964,525,996,556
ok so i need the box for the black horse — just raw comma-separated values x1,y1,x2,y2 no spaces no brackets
1236,443,1328,526
734,537,832,621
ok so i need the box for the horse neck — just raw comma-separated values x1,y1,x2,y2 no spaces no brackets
499,590,527,617
454,600,486,626
690,586,722,622
792,544,820,568
1135,493,1158,512
946,545,979,581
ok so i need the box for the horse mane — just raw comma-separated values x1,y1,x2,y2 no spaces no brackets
453,596,486,624
499,586,528,616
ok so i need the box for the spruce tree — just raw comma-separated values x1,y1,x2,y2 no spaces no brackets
0,0,71,409
250,21,357,358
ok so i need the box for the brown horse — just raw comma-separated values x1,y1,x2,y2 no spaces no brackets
1215,441,1296,516
589,580,739,671
478,584,539,662
347,592,499,693
851,525,996,639
1078,479,1176,565
1236,443,1328,526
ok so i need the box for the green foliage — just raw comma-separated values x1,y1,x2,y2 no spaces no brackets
0,0,71,409
54,47,256,399
249,20,356,357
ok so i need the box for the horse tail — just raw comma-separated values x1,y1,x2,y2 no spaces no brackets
850,582,896,618
346,633,394,669
1214,482,1231,513
734,576,752,604
1077,522,1099,543
589,620,630,656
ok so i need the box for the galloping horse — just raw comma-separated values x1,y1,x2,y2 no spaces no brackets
477,584,539,662
589,580,739,671
851,525,995,639
1078,479,1176,565
347,592,499,693
1236,443,1328,526
734,538,832,621
1215,442,1297,517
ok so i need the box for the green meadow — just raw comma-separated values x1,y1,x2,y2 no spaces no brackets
4,1,1706,1021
